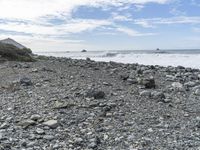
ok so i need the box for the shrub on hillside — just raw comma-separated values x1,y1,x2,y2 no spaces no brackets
0,43,34,62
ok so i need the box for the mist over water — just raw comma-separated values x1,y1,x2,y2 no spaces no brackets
36,50,200,69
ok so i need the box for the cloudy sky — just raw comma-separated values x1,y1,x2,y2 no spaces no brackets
0,0,200,52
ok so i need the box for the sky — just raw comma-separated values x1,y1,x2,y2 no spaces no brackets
0,0,200,52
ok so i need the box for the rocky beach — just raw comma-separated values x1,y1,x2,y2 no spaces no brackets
0,56,200,150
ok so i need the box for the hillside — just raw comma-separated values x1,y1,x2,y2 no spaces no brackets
0,42,34,62
0,38,26,49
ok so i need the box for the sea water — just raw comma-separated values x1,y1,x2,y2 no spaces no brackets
36,49,200,69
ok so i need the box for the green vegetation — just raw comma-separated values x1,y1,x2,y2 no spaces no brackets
35,55,50,60
0,43,35,62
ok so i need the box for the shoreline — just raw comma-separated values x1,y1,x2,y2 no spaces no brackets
1,56,200,149
34,52,200,69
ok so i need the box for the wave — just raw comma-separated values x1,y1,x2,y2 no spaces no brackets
35,50,200,68
101,52,119,57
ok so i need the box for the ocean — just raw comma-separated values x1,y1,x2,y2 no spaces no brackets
36,49,200,69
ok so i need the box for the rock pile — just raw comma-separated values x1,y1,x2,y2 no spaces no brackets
0,57,200,149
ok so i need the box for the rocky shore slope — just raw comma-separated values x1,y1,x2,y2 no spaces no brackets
1,56,200,150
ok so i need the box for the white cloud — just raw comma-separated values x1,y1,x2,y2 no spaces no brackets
0,0,171,20
116,26,156,36
111,13,132,21
0,0,171,51
135,16,200,27
0,33,86,51
0,19,111,36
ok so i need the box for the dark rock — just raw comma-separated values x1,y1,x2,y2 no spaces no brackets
81,49,87,52
86,90,106,99
143,77,156,89
127,78,138,84
151,91,165,100
20,77,32,86
120,73,129,81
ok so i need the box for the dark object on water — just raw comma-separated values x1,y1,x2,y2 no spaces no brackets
81,49,87,52
155,48,168,54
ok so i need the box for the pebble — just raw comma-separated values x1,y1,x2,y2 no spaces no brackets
20,77,32,86
0,122,9,129
140,90,151,97
35,128,45,135
194,89,200,96
1,56,200,149
43,120,58,129
151,91,165,100
30,114,42,121
172,82,183,89
43,135,55,140
19,119,36,128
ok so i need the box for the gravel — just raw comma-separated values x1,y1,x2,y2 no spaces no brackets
1,56,200,149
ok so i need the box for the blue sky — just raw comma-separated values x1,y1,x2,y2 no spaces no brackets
0,0,200,51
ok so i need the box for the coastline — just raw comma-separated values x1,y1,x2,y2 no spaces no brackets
35,50,200,69
1,56,200,149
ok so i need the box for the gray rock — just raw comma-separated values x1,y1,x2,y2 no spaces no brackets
163,98,172,103
129,71,136,79
88,137,99,149
53,143,61,149
30,114,42,121
20,140,27,147
43,120,58,129
35,128,45,135
0,122,9,129
127,78,138,84
19,119,36,128
141,77,156,89
0,132,7,140
151,91,165,100
140,90,151,97
88,142,97,149
184,81,197,87
86,90,106,99
27,141,37,147
172,82,183,90
194,89,200,96
20,77,32,86
74,137,84,144
166,75,176,81
43,135,55,140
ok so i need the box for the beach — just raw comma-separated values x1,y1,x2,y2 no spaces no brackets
1,56,200,149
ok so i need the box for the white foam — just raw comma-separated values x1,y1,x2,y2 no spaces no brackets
36,52,200,69
93,54,200,69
